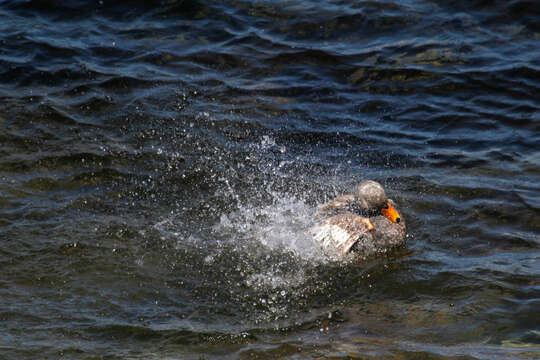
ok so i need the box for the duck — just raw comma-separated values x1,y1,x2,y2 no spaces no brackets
310,180,406,257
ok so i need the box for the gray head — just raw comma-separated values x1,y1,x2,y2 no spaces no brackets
354,180,387,211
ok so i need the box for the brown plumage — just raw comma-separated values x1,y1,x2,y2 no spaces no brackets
311,180,406,257
312,212,374,255
319,194,355,215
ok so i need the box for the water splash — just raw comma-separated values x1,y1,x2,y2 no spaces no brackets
213,192,327,262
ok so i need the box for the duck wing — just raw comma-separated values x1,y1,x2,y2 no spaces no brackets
311,212,373,256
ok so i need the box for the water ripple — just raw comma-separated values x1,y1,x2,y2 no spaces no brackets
0,0,539,359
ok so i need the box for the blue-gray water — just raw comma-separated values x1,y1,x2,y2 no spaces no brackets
1,1,539,359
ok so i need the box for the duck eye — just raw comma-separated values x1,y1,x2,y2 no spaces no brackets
396,217,400,223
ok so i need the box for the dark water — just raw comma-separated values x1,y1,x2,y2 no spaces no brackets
1,0,539,359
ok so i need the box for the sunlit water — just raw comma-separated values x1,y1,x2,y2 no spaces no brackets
0,0,539,359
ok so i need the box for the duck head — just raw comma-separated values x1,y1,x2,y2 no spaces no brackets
354,180,401,224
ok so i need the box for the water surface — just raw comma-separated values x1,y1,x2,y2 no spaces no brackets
0,0,539,359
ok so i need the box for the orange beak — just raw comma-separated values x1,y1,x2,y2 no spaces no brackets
381,201,401,224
